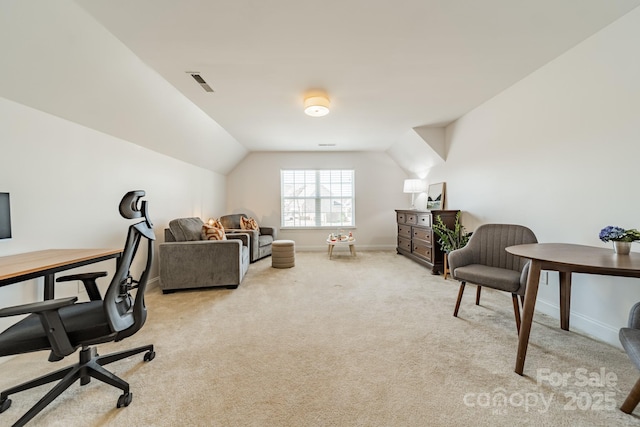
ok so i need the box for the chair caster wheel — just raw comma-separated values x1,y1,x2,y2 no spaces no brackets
0,397,11,413
144,351,155,362
117,392,132,408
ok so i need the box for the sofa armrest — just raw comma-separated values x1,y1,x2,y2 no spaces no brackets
159,240,244,290
259,226,277,240
226,232,250,248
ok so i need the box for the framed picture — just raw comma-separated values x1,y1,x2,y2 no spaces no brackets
427,182,445,210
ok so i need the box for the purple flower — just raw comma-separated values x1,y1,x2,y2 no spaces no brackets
599,226,637,242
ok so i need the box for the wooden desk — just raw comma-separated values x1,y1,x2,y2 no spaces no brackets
506,243,640,376
0,249,122,300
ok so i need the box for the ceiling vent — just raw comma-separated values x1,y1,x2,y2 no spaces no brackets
187,72,214,92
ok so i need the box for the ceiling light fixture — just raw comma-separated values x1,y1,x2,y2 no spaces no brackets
304,95,330,117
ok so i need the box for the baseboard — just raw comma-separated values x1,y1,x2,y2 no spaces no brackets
296,245,397,252
535,298,622,349
146,276,160,291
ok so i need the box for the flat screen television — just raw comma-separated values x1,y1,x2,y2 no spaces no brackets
0,192,11,239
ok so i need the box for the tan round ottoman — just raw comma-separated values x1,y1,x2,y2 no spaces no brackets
272,240,295,268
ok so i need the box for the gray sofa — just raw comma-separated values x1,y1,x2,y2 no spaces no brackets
220,213,277,262
159,217,250,293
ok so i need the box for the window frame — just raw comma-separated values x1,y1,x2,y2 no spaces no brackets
280,169,355,229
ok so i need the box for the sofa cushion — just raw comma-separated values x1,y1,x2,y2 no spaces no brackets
241,216,259,231
169,217,205,242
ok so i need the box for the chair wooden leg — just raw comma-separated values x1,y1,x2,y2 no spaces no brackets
512,294,521,334
621,376,640,414
454,282,466,317
443,254,449,280
475,286,482,305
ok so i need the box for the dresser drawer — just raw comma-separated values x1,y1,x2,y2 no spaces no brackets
412,243,433,262
397,212,406,224
412,228,432,244
397,236,411,252
398,224,412,239
416,214,431,227
404,212,417,225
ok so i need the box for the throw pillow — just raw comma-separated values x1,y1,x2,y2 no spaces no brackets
240,216,259,231
202,223,226,241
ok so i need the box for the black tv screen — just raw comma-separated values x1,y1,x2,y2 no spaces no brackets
0,192,11,239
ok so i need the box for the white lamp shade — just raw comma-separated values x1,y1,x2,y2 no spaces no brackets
304,96,330,117
403,179,426,193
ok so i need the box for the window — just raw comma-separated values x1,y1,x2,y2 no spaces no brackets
281,169,354,228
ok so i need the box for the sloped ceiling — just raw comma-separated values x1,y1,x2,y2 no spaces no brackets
3,1,640,175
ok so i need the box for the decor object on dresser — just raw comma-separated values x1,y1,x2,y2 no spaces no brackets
619,301,640,414
0,190,155,426
599,225,640,255
159,217,250,292
403,179,426,210
272,240,296,268
427,182,445,210
431,211,471,279
447,224,538,333
395,209,459,274
220,213,277,262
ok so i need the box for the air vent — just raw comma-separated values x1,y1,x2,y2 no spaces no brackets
318,143,336,147
186,72,214,93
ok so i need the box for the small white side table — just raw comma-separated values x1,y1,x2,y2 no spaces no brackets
326,238,356,259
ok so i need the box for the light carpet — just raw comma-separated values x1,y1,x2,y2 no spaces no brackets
1,251,639,426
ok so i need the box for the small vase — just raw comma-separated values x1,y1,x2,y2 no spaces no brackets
613,241,632,255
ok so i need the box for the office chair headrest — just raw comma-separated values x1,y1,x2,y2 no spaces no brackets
119,190,153,228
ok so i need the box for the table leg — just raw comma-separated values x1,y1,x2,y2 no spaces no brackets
559,272,572,331
329,245,333,259
515,259,542,375
44,273,55,300
350,244,356,256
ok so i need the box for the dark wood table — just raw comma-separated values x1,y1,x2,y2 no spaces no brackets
506,243,640,375
0,249,122,300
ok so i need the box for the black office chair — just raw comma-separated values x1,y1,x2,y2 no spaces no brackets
0,190,156,426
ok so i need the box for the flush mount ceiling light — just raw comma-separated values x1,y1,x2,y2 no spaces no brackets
304,95,330,117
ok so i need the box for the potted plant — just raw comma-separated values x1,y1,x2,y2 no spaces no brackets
599,226,640,254
432,212,471,278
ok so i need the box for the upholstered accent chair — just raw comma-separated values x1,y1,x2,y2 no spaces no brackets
619,302,640,414
159,217,250,292
219,213,277,263
447,224,538,333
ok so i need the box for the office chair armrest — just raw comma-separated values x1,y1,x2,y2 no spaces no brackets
0,296,79,358
0,296,78,318
56,271,107,301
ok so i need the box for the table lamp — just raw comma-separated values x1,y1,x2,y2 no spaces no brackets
403,179,426,209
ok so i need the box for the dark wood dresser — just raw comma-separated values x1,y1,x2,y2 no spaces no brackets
395,209,459,274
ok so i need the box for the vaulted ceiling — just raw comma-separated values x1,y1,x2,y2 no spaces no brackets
74,0,640,156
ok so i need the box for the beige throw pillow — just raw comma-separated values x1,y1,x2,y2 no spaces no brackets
202,222,226,240
240,216,259,231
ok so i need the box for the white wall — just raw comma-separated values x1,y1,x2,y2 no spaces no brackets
0,0,246,175
428,8,640,347
226,151,409,250
0,96,226,334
